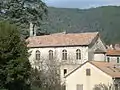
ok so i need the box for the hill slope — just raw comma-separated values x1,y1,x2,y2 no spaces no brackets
42,6,120,44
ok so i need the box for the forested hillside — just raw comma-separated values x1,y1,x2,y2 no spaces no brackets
42,6,120,44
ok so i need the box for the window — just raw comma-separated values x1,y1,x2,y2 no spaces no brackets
86,69,91,76
64,69,67,75
115,84,119,90
76,84,83,90
117,57,120,63
49,50,53,60
62,50,67,60
107,57,110,62
76,49,81,60
36,50,40,60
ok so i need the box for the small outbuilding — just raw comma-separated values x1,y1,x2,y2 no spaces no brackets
65,61,120,90
106,49,120,64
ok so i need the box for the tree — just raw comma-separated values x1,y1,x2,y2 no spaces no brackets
30,57,62,90
0,21,31,90
0,0,47,36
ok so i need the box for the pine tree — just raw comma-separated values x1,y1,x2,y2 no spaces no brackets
0,0,47,37
0,21,31,90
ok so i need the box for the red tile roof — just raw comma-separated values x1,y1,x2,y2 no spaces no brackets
90,61,120,78
26,32,99,48
107,50,120,56
65,61,120,78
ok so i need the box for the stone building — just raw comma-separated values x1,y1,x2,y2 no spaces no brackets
106,49,120,64
65,61,120,90
26,32,106,82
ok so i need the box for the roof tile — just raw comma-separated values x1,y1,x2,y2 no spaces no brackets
107,50,120,56
90,61,120,78
26,32,99,47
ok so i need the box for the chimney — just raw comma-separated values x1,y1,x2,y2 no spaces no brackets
29,22,37,36
33,25,37,36
30,22,33,36
110,44,113,50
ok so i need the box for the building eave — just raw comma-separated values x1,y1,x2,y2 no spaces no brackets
27,44,88,48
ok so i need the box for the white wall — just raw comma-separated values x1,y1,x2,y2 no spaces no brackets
28,46,89,66
106,56,120,64
94,53,105,61
28,46,89,84
60,64,79,83
66,63,113,90
88,37,106,61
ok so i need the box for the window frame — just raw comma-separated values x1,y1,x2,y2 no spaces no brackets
76,84,83,90
49,50,53,60
86,68,91,76
36,50,40,60
107,57,110,62
76,49,81,60
62,49,67,60
117,57,120,63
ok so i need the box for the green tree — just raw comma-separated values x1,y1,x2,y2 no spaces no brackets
0,21,31,90
0,0,47,36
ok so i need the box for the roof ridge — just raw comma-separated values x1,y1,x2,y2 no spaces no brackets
27,32,99,48
27,32,99,37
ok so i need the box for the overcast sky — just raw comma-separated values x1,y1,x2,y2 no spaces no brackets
44,0,120,9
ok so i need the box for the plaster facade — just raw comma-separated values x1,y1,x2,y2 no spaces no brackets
65,63,114,90
28,35,106,83
106,56,120,64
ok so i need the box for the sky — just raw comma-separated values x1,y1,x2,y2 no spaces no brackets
44,0,120,9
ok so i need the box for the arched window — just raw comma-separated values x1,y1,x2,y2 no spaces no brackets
62,50,67,60
36,50,40,60
117,57,120,63
49,50,53,60
76,49,81,60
